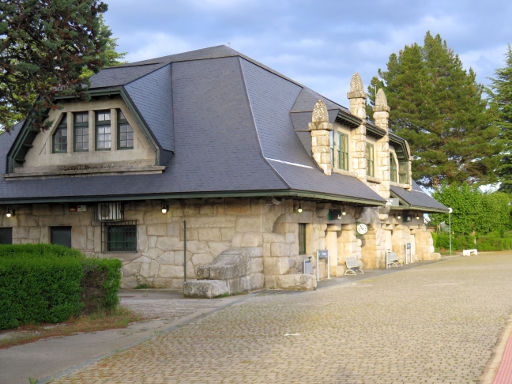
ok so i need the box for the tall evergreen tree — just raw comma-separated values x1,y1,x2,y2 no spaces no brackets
488,44,512,193
0,0,122,130
368,32,500,188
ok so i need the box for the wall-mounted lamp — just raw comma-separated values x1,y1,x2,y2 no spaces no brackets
5,208,15,218
341,210,347,216
297,202,303,213
161,202,169,214
416,215,421,220
396,215,401,220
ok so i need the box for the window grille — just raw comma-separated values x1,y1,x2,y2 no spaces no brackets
102,220,137,252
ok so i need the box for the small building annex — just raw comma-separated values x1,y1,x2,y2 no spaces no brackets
0,45,447,292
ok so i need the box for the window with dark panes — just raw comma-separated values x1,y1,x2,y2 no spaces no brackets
117,110,133,149
52,114,67,153
95,110,111,150
50,226,71,248
0,228,12,244
107,225,136,252
299,223,306,255
74,112,89,152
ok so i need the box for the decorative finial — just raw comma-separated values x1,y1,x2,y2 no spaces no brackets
312,100,329,124
350,73,364,93
375,88,388,109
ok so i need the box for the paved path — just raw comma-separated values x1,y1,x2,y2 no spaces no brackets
44,252,512,383
0,290,244,384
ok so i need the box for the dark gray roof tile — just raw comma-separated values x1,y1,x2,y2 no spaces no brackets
124,64,174,151
391,185,448,212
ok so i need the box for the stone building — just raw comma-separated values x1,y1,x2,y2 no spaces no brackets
0,46,447,293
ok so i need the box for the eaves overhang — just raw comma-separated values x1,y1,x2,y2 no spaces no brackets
389,132,410,160
0,189,387,206
390,190,449,213
335,109,362,129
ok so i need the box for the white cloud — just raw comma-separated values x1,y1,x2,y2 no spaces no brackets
124,33,193,62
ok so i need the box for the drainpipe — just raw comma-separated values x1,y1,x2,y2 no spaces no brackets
183,220,187,283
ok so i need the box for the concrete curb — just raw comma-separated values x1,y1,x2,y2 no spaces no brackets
481,313,512,384
38,293,252,384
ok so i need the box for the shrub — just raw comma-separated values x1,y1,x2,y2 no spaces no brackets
433,232,512,252
0,243,83,258
0,244,122,329
0,255,83,329
81,258,122,313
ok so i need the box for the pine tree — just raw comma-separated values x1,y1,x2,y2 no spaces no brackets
368,32,500,188
0,0,122,130
488,45,512,193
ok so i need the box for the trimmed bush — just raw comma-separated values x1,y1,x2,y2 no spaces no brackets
0,255,83,329
0,244,122,329
433,232,512,252
0,243,83,258
81,258,122,313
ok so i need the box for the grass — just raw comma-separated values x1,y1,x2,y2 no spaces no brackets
0,306,144,349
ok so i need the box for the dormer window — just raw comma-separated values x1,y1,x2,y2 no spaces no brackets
118,110,133,149
52,114,67,153
366,142,375,177
74,112,89,152
96,110,111,150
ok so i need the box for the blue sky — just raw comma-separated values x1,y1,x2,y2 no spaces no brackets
104,0,511,105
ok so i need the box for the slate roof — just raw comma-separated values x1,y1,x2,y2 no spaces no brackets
1,45,437,207
390,181,449,212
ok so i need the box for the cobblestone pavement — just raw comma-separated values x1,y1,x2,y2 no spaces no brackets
52,252,512,383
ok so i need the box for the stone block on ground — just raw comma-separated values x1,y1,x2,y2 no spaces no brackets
276,274,317,290
183,280,229,298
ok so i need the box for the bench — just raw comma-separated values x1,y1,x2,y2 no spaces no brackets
462,249,478,256
345,257,364,275
385,250,401,269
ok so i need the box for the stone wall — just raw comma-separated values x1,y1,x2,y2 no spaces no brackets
3,197,439,290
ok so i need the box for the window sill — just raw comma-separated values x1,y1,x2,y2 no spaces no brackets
390,181,411,189
332,168,357,177
367,176,381,184
5,165,166,179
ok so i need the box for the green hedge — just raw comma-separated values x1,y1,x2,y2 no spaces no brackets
0,243,83,258
0,255,83,329
81,258,122,312
0,244,122,329
433,232,512,252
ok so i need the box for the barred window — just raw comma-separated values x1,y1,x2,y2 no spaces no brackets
118,110,133,149
74,112,89,152
96,110,111,150
52,115,67,153
107,224,137,252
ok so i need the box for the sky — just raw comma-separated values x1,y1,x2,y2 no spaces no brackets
104,0,512,105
